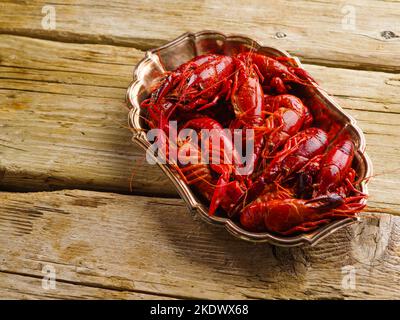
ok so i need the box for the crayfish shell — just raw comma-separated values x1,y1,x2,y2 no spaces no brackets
126,31,372,247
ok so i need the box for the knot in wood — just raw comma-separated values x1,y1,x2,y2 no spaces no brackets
275,32,287,39
380,31,399,39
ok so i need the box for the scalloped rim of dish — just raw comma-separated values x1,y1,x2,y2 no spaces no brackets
126,30,373,247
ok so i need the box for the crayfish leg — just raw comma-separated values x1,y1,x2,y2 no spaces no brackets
292,67,317,84
279,219,331,235
209,176,246,216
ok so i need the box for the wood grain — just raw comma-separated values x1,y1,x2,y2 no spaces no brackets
0,189,399,299
0,0,399,71
0,271,171,299
0,34,176,196
1,1,400,300
0,35,399,214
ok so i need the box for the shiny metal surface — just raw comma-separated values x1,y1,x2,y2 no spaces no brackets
126,31,373,247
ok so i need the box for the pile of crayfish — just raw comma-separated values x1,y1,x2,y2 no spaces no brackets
141,52,367,235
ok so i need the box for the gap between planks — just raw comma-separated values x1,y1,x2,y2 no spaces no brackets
0,31,398,75
0,270,176,300
1,0,400,74
1,189,400,299
0,34,399,202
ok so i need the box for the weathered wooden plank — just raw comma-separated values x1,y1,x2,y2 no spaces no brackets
0,0,399,72
0,0,398,302
0,189,399,299
1,35,399,209
0,34,176,195
0,271,172,299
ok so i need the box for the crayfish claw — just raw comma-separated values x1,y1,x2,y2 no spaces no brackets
305,193,345,211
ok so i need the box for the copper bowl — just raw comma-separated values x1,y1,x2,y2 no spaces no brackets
126,31,372,247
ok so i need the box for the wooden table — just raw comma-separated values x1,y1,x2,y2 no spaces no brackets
0,0,399,299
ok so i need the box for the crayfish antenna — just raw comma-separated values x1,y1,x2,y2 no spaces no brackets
344,178,368,197
273,181,293,198
292,67,317,84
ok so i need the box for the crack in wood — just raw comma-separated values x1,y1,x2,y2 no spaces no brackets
0,31,398,73
0,269,183,299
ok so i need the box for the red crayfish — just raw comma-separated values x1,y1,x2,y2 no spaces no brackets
141,51,367,236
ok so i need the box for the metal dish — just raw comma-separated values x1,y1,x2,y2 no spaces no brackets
126,31,373,247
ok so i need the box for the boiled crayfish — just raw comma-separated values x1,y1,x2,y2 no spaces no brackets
141,52,366,236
